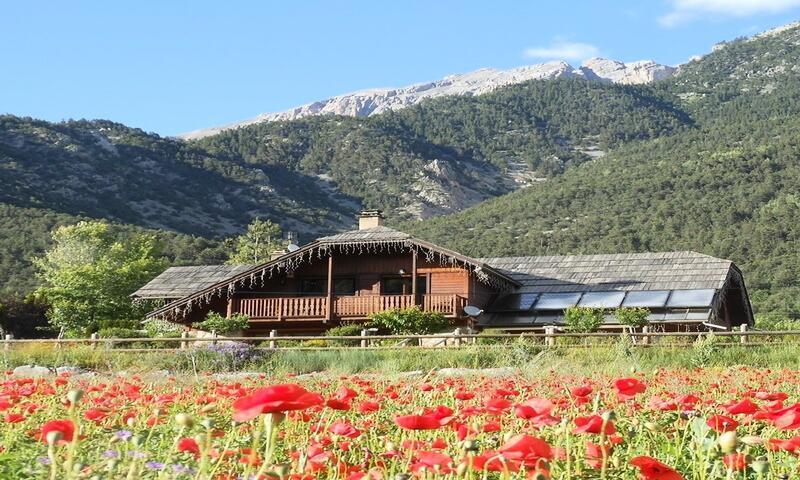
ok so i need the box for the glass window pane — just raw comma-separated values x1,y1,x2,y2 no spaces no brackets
299,279,325,295
578,291,625,308
666,289,716,308
489,293,538,312
334,278,355,295
533,293,582,310
622,291,670,308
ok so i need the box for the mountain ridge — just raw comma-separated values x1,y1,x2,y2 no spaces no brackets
180,58,676,139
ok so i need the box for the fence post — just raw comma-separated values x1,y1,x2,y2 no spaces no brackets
453,327,462,347
4,334,12,353
361,329,368,348
641,326,650,346
269,330,278,349
90,332,98,350
739,324,748,345
545,326,555,347
211,330,218,346
180,331,188,350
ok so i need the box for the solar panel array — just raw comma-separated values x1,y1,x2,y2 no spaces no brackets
488,288,717,312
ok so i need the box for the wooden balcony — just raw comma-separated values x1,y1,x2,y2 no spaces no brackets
237,294,466,322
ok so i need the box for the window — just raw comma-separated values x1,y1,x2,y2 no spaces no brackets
532,292,582,310
382,276,427,295
666,289,716,308
299,278,325,296
334,278,356,295
578,291,626,308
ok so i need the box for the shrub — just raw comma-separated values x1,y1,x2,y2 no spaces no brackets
325,323,364,346
563,306,604,333
755,312,800,331
368,306,451,335
193,312,249,335
96,327,147,339
615,307,650,329
142,318,184,337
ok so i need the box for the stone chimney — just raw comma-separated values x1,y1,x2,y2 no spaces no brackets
358,210,384,230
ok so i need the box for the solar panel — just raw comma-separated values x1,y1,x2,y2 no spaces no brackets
488,293,539,312
622,290,670,308
578,291,625,308
666,289,716,308
533,292,582,310
519,293,539,310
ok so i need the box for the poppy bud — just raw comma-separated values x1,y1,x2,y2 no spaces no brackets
751,457,769,474
274,463,290,477
455,462,469,476
175,413,194,428
385,441,395,452
739,435,763,446
201,418,214,430
45,430,63,446
126,417,136,428
602,411,616,422
200,404,215,414
718,431,738,453
394,474,411,480
67,389,83,405
463,440,479,452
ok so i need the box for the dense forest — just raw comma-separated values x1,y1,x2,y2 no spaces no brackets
2,23,800,320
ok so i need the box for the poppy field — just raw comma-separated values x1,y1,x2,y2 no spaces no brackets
1,367,800,479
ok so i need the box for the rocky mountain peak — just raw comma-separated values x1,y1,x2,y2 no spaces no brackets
180,58,675,140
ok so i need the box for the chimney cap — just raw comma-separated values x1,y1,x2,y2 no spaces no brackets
358,209,384,218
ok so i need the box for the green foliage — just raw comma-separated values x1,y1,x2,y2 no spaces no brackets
615,307,650,328
32,221,167,335
192,312,249,334
368,306,451,335
325,323,364,346
754,312,800,331
563,306,605,333
226,218,284,265
96,327,147,339
142,318,185,337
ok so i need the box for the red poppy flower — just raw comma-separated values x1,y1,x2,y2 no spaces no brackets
773,407,800,430
614,378,646,401
722,453,748,471
706,415,739,433
232,384,323,422
177,437,201,457
394,414,443,430
629,456,683,480
38,420,75,445
498,434,553,467
329,420,361,439
573,415,616,435
725,399,759,415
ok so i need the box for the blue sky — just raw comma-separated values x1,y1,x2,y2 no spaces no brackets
2,1,800,136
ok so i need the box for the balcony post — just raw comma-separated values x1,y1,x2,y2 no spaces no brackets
226,295,234,318
411,249,418,305
325,255,334,322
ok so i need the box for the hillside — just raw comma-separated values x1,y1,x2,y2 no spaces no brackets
406,23,800,317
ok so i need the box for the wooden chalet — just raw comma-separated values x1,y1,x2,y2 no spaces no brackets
134,211,754,334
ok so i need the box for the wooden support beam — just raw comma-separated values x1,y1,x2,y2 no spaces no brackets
325,255,334,322
226,296,234,318
411,250,418,303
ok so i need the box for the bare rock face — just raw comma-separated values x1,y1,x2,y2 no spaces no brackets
581,58,677,85
180,58,675,140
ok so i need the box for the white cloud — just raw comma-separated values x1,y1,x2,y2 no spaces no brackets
660,0,800,26
523,41,600,62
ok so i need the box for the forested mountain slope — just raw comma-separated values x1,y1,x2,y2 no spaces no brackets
406,23,800,317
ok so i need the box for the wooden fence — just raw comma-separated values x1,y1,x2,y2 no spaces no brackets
2,326,800,352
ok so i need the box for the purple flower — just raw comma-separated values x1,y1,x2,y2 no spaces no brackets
36,457,51,465
128,450,148,459
103,450,120,458
172,464,196,474
145,461,165,470
115,430,133,440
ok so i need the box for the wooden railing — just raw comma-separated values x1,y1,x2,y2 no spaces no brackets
238,294,465,321
239,296,328,320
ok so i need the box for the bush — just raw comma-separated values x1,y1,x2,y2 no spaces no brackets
193,312,249,335
755,312,800,331
96,327,147,339
563,306,604,333
143,318,184,337
368,307,451,335
615,307,650,329
325,323,364,346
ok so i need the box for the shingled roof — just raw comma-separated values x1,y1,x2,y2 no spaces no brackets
132,265,254,299
479,251,733,293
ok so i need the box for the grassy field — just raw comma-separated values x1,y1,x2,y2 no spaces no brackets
4,335,800,377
